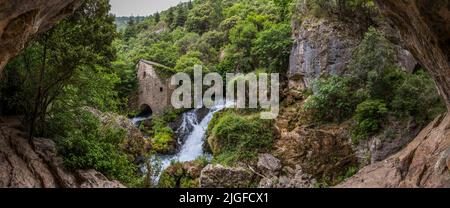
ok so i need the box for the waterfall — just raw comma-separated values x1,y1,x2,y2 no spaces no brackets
131,101,233,183
130,116,152,126
159,101,233,171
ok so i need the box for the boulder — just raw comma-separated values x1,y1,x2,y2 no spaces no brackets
85,107,151,159
273,124,357,185
199,164,253,188
258,165,317,188
257,154,282,177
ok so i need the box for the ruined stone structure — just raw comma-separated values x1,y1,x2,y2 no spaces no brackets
137,60,174,116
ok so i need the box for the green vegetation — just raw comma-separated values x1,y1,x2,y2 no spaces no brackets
150,116,176,154
58,111,140,185
207,110,275,165
158,157,208,188
303,28,445,144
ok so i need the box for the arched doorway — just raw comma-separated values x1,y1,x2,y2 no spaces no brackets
137,104,153,118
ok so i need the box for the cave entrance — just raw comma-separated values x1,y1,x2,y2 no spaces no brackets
137,104,153,118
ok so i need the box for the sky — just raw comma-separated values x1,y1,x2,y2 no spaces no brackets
110,0,189,17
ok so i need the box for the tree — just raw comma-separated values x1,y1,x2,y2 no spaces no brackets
188,0,194,10
166,8,175,28
186,0,221,34
173,5,188,28
273,0,294,21
154,12,160,23
252,23,293,72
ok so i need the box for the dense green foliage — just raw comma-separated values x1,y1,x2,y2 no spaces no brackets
58,111,140,185
303,28,445,143
207,110,275,165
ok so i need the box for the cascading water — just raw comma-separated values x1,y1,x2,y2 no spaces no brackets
159,101,233,171
130,101,233,181
130,116,152,126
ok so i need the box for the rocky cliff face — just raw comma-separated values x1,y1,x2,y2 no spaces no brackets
339,0,450,188
288,10,417,90
0,0,81,72
288,17,358,89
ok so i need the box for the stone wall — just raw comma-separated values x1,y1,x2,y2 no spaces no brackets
137,60,174,115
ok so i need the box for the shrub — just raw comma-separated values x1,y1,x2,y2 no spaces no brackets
207,111,275,165
58,111,140,185
351,99,388,143
151,116,176,154
158,158,208,188
303,76,359,123
391,69,446,124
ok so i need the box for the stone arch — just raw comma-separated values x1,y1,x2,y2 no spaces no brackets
137,104,153,118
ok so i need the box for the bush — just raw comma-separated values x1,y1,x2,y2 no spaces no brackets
158,158,208,188
303,76,359,123
251,22,293,73
58,111,140,185
391,69,446,124
352,99,388,143
150,116,176,154
207,111,275,165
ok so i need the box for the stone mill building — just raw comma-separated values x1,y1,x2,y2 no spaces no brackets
136,59,174,116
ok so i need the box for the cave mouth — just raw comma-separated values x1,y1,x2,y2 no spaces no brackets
137,104,153,118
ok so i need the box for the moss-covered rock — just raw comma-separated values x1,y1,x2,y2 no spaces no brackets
158,158,208,188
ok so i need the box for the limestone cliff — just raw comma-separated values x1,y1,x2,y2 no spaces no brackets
288,15,417,90
0,0,81,72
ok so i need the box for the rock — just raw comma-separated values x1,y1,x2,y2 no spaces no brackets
85,107,151,159
257,154,282,177
288,15,420,91
338,114,450,188
288,17,358,90
0,0,82,72
199,164,253,188
0,117,124,188
356,119,422,165
76,170,125,188
258,166,317,188
159,160,207,188
273,124,357,185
